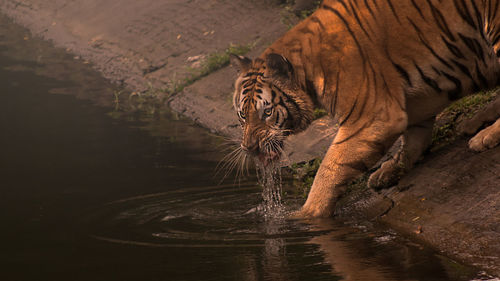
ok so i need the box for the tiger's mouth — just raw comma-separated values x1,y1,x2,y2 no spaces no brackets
241,138,284,166
256,140,284,167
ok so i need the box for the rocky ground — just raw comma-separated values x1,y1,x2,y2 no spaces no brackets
1,0,499,275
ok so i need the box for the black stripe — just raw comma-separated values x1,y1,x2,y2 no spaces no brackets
331,72,340,113
410,0,426,20
386,0,401,23
491,0,500,26
431,66,441,75
492,32,500,46
427,0,455,41
241,96,249,104
339,98,357,126
353,84,370,125
242,79,256,88
309,16,326,30
367,61,378,94
458,33,485,62
392,61,413,87
420,35,454,70
440,70,462,100
274,111,281,126
414,63,442,92
334,117,374,144
451,59,480,90
298,26,316,36
243,72,264,77
407,16,423,34
284,107,294,127
486,0,494,33
335,0,350,14
337,160,368,172
442,36,465,59
474,62,489,88
322,5,366,62
408,18,454,70
468,1,487,43
450,59,474,80
274,86,301,116
453,0,476,29
349,1,373,40
363,0,376,20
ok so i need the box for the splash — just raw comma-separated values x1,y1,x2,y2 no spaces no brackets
256,163,286,219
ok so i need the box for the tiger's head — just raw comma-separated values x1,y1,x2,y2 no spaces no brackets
231,53,314,166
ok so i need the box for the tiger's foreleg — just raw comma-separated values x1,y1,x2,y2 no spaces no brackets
297,111,407,217
367,118,434,189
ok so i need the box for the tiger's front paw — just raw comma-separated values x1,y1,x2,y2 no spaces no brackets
468,119,500,152
367,158,403,190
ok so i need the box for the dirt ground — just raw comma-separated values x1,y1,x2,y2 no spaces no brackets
1,0,499,275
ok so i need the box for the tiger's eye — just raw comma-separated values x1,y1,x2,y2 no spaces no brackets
239,111,246,119
263,108,273,117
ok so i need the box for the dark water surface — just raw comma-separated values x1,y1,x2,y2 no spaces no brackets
0,15,493,281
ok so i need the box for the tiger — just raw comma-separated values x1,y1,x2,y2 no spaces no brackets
231,0,500,217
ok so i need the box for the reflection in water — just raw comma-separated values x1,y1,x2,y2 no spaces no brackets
0,13,494,281
262,235,288,281
311,220,403,281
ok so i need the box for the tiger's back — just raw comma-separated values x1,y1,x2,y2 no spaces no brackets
264,0,500,124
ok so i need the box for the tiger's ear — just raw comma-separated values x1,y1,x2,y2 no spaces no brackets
230,54,252,73
265,53,294,79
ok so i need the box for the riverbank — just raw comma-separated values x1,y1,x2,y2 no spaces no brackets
2,0,499,275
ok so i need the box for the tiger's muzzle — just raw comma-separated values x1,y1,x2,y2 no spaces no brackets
241,139,283,167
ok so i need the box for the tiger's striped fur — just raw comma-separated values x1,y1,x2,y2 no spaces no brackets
232,0,500,217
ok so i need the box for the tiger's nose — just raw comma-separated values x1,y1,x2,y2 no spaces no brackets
241,143,259,154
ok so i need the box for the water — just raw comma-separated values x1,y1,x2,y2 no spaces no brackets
256,163,286,218
0,15,495,281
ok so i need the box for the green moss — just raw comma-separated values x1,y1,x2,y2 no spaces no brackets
346,174,369,192
298,1,321,19
109,82,170,121
112,89,123,112
287,157,371,200
280,0,321,29
180,43,253,90
313,108,327,119
444,89,498,117
431,89,499,150
289,158,322,198
436,255,478,281
280,6,298,29
109,43,254,121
